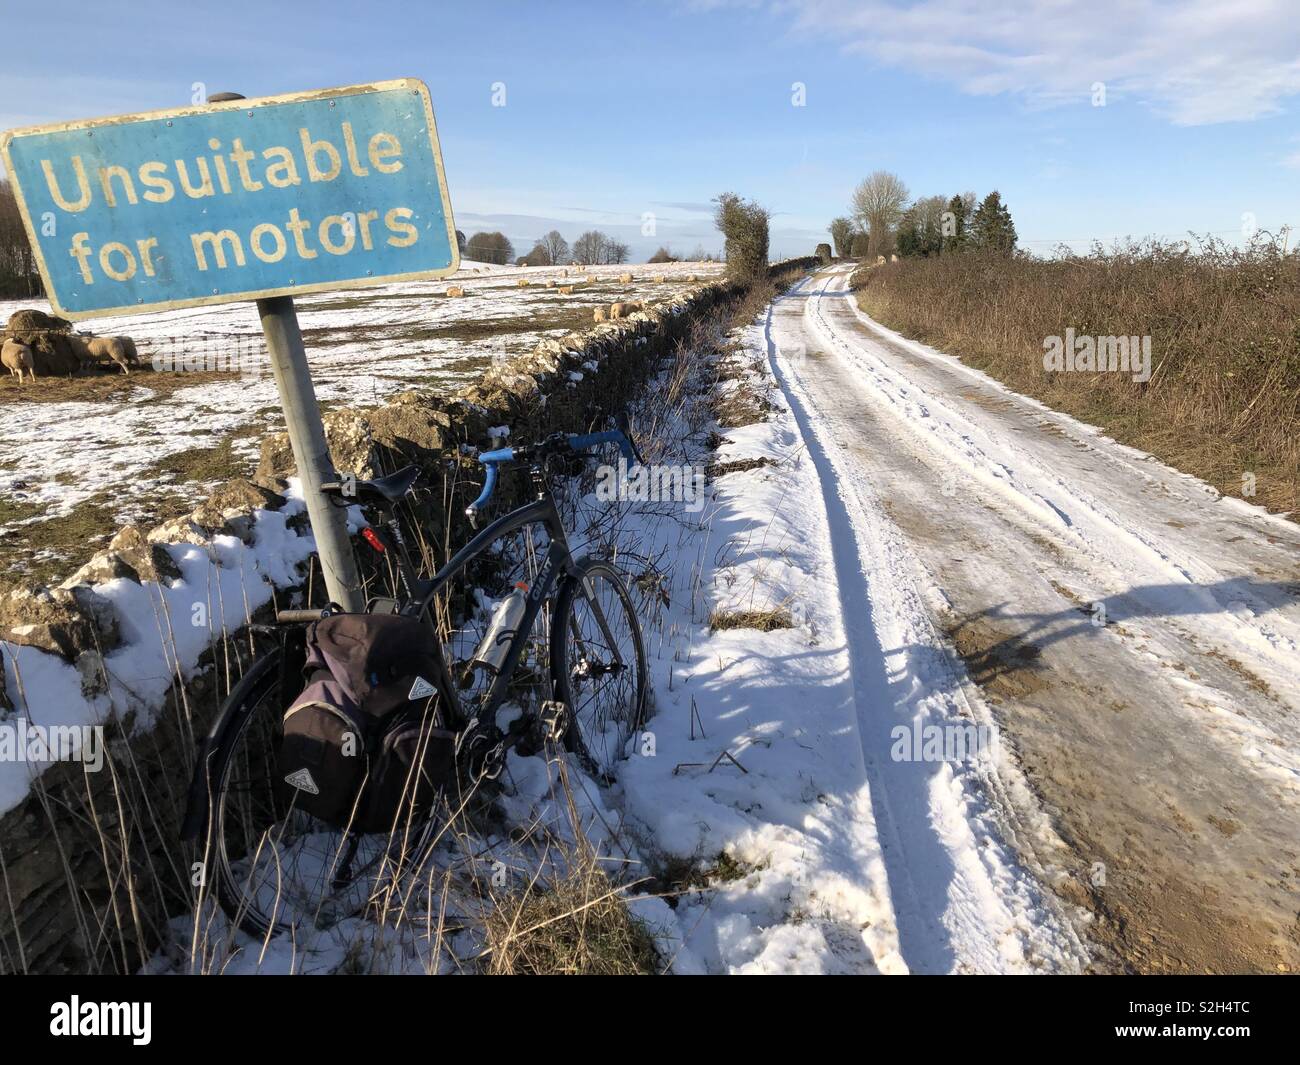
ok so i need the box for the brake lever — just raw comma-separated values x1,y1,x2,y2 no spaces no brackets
614,412,645,465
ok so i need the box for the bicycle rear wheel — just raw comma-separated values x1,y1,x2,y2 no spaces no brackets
551,559,648,778
202,646,414,940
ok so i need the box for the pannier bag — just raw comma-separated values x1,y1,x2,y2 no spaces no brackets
276,613,456,834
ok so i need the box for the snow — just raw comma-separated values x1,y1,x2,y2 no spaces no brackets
804,267,1300,773
139,266,1095,974
0,479,319,816
9,262,1111,974
770,265,1300,970
587,293,1085,973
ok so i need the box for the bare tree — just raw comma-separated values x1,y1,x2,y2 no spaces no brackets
572,231,605,265
850,171,910,259
572,230,629,265
0,180,40,298
521,242,551,266
537,230,569,266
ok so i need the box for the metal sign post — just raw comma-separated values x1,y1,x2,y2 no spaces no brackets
257,293,364,610
1,80,460,614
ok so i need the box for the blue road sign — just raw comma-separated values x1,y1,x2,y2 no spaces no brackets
0,79,459,319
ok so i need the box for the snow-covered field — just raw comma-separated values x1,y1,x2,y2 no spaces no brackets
0,259,721,582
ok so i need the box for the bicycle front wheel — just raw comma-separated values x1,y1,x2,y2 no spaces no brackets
551,559,648,778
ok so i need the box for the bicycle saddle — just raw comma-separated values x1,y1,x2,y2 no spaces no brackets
321,465,421,506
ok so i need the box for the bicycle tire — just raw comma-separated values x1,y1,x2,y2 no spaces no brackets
203,645,392,940
550,559,648,778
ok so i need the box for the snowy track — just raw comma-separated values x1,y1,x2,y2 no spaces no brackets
766,266,1300,973
622,274,1088,973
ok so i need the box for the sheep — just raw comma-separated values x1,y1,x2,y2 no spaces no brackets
516,279,530,287
586,274,597,284
445,285,465,297
655,274,667,283
1,339,36,383
73,335,137,374
546,279,557,288
557,285,574,295
618,272,633,283
609,301,643,320
593,307,607,323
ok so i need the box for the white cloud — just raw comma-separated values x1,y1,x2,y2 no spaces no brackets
771,0,1300,125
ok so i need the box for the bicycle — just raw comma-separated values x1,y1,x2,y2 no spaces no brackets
181,419,649,940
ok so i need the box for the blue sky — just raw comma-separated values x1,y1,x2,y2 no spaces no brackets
3,0,1298,261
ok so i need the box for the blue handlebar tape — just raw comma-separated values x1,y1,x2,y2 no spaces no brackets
567,430,636,463
471,431,638,511
469,460,499,510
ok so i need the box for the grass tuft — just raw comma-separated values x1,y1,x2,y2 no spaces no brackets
709,607,794,632
480,863,660,975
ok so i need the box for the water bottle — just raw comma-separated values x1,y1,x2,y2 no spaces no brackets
471,582,529,674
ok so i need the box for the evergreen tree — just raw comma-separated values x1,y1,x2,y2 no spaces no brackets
896,205,922,257
970,191,1018,254
897,196,947,257
942,194,969,253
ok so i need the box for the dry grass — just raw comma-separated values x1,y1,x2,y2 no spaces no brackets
480,862,659,975
709,607,794,632
851,237,1300,515
705,456,773,481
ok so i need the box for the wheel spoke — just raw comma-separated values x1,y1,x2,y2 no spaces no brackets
557,563,646,778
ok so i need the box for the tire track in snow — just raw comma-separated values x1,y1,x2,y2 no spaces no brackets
778,265,1300,973
763,279,1088,974
804,270,1300,714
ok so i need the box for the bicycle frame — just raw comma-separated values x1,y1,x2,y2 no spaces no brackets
403,493,582,732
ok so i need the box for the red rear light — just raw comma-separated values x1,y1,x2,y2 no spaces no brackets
362,528,386,553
